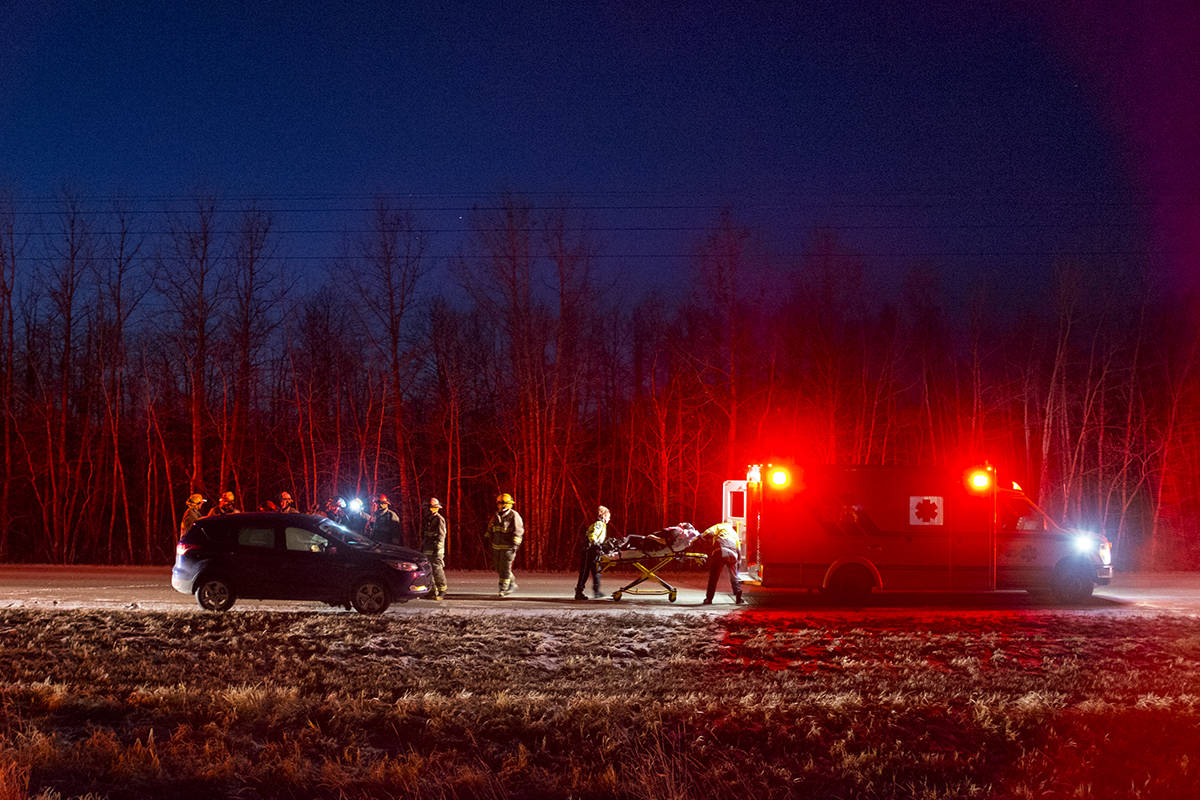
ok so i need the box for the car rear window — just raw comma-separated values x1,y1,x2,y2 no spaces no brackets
237,527,275,549
179,527,209,545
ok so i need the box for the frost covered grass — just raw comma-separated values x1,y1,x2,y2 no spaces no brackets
0,608,1198,798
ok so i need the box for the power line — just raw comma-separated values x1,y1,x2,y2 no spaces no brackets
9,187,1198,202
0,220,1152,236
18,249,1172,262
5,194,1198,215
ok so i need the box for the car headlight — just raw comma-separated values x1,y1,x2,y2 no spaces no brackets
1072,533,1096,554
385,560,419,572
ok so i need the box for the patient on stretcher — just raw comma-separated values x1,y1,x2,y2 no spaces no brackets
615,523,700,557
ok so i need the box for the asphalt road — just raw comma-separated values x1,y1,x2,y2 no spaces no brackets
1,565,1197,616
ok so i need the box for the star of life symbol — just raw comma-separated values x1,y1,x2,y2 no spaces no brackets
910,496,944,525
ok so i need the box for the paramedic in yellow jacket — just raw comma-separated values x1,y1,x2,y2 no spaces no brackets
574,505,611,600
484,493,524,596
700,522,743,605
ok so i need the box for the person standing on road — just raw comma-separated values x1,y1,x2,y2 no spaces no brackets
367,494,403,545
484,492,524,596
179,493,205,539
345,498,369,534
278,491,299,513
323,496,349,526
207,490,241,517
422,498,448,600
574,505,611,600
699,522,743,605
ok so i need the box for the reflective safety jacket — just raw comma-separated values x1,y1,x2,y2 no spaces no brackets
485,508,524,549
583,519,607,545
700,522,739,552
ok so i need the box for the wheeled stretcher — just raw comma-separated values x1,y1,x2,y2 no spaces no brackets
598,524,709,602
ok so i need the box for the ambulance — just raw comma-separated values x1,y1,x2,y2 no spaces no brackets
722,463,1112,603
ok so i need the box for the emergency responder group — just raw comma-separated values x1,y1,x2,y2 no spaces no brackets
177,489,746,604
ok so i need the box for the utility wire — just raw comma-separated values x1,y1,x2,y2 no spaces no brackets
18,249,1171,262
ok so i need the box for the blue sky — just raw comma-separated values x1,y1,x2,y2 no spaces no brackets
3,1,1188,300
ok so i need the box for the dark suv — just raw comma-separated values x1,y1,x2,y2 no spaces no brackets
172,513,431,613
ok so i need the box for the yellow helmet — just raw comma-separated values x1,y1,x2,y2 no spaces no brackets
496,492,514,506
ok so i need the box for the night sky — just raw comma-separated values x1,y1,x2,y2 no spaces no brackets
3,1,1197,300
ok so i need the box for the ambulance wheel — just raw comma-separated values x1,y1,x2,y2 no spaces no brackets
668,590,677,603
826,565,874,605
1050,561,1094,604
612,590,622,601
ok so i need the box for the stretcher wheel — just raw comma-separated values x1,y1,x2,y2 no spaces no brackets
612,590,622,601
668,590,677,603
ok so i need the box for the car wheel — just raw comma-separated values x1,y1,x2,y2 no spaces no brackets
350,577,391,614
196,576,235,611
1051,561,1094,604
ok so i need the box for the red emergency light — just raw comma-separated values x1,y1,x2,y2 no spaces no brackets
768,467,790,488
966,468,992,492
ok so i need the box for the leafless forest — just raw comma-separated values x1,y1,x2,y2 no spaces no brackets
0,192,1195,569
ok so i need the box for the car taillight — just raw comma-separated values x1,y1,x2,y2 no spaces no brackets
176,542,197,557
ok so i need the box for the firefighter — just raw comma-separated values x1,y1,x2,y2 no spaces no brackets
207,490,241,517
367,494,403,545
322,496,349,525
484,492,524,596
278,491,299,513
422,498,448,599
699,522,743,605
345,498,369,534
179,493,205,539
574,505,611,600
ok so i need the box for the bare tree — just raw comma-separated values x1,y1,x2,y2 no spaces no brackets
687,210,754,480
156,197,224,497
0,192,22,558
344,201,428,532
219,206,283,506
91,200,148,560
35,191,99,561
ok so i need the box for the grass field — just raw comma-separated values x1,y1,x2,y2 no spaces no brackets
0,606,1198,799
